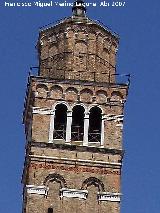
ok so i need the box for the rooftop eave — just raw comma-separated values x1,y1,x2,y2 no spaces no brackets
39,16,119,42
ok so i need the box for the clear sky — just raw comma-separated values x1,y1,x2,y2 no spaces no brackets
0,0,160,212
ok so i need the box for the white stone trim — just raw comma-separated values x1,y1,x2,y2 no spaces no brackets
29,154,122,166
115,115,124,122
26,185,48,196
116,123,123,129
106,114,124,122
32,107,54,115
106,114,116,121
97,192,121,202
60,188,88,199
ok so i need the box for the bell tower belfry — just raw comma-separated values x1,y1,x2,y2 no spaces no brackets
22,1,129,212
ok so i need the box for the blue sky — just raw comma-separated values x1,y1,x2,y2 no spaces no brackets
0,0,160,212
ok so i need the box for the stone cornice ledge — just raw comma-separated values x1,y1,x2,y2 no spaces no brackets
97,192,122,202
26,185,48,196
29,154,122,167
31,142,124,156
60,188,88,200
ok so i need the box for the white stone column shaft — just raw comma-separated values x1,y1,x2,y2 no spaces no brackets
83,113,89,146
66,111,72,143
48,110,55,143
101,115,105,147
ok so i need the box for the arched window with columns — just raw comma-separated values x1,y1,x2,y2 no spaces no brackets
53,104,67,140
71,105,85,141
88,107,102,144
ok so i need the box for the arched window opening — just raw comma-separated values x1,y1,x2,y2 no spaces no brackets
88,107,102,143
71,105,85,141
53,104,67,140
48,208,53,213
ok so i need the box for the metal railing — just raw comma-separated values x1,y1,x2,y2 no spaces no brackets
53,124,66,140
71,126,84,141
88,130,101,143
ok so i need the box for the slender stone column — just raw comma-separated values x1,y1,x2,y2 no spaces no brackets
66,110,72,143
83,113,90,146
100,115,105,147
48,110,55,143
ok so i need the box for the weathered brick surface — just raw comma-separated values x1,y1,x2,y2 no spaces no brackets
37,17,119,83
22,13,128,213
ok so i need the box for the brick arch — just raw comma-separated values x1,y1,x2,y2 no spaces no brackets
71,103,88,113
96,90,108,104
111,91,123,101
88,105,103,114
53,101,70,111
80,88,93,103
50,85,63,99
81,177,105,192
36,84,48,98
44,173,67,188
65,87,78,102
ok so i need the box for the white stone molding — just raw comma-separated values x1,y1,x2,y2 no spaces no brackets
26,185,48,196
60,188,88,200
106,114,116,121
115,115,124,122
48,110,55,143
32,107,54,115
106,114,124,123
116,123,123,129
83,113,90,146
66,111,72,143
97,192,121,202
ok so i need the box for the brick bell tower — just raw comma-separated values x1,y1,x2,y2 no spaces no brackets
22,1,129,212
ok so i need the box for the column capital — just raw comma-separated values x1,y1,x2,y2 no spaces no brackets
84,112,90,119
67,110,72,117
